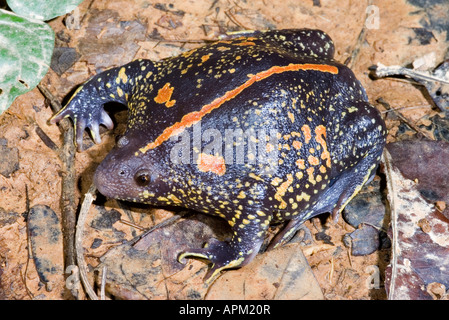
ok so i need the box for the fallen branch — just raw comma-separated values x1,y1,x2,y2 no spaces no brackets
38,84,78,299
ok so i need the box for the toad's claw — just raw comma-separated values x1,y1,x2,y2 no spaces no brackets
50,98,114,151
178,238,246,283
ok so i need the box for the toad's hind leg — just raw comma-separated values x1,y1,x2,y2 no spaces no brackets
268,150,380,250
178,209,271,283
224,29,335,60
269,101,386,249
257,29,335,60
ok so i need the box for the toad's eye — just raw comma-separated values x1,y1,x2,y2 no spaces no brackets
134,169,152,187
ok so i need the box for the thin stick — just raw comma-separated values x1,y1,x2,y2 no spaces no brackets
75,184,99,300
329,257,334,284
38,84,78,298
345,0,371,69
120,219,147,231
376,98,435,141
375,63,449,85
100,266,107,300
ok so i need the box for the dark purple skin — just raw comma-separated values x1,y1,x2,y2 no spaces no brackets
51,29,386,281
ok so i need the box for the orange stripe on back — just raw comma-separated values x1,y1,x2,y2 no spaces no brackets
139,63,338,154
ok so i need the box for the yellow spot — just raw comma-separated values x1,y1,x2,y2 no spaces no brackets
271,177,283,186
167,194,182,204
118,67,128,84
306,167,316,185
296,192,311,202
288,112,295,123
237,191,246,199
141,190,155,199
201,54,211,62
117,87,124,97
266,143,274,153
249,173,263,181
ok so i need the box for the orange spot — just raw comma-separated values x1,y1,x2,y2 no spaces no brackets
319,165,327,173
306,167,316,184
296,159,306,169
238,41,256,46
182,49,197,58
292,140,302,150
302,125,312,144
315,125,331,168
140,63,338,154
201,54,210,62
274,174,293,209
154,83,176,108
308,155,320,166
197,153,226,176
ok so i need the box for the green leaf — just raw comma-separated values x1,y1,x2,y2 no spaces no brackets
6,0,84,22
0,9,55,115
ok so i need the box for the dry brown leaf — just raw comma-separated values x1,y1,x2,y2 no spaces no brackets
206,244,324,300
383,148,449,300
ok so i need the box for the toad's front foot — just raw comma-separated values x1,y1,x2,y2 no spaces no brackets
178,238,258,283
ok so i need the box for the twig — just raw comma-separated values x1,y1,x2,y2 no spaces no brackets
23,185,34,299
120,219,147,231
38,84,78,298
75,184,99,300
374,63,449,85
100,266,107,300
329,257,334,284
344,0,372,68
376,98,435,141
382,149,397,299
346,242,353,268
224,8,250,30
35,125,58,151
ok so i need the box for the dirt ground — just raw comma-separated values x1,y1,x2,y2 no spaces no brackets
0,0,448,300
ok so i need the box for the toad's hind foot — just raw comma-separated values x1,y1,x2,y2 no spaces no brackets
178,238,247,283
